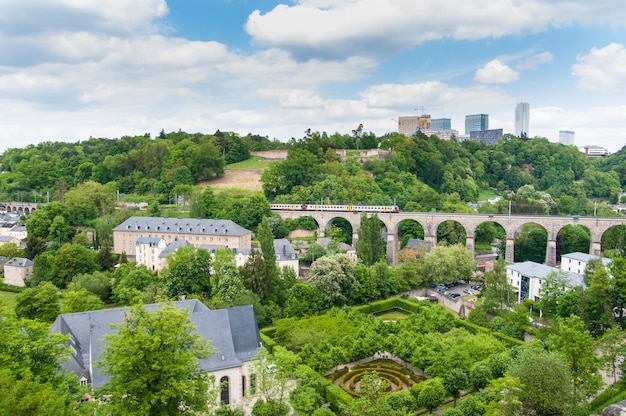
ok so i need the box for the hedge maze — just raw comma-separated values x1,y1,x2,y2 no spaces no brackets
330,359,424,397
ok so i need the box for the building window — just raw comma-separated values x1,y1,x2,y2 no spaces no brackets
220,376,230,404
242,376,246,397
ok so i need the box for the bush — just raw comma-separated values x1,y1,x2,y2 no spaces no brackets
326,384,354,412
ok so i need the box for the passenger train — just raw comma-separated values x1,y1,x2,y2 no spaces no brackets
270,204,399,213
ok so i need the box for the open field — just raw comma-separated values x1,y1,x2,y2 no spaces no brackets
200,169,264,192
226,156,274,170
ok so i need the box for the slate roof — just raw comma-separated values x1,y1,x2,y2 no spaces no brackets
561,251,612,267
114,217,251,236
0,235,17,243
316,237,355,252
135,236,163,246
5,257,32,267
274,239,298,260
158,238,191,258
507,261,585,287
50,300,261,389
405,238,425,249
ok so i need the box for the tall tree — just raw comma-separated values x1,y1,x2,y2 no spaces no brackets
356,213,385,266
443,368,469,407
96,304,215,416
163,246,212,299
257,217,278,304
421,243,475,285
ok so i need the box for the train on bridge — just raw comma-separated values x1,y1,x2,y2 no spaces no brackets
270,204,399,213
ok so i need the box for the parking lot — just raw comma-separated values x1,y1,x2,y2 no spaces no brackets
429,281,482,300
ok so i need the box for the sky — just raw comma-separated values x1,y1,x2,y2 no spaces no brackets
1,0,625,153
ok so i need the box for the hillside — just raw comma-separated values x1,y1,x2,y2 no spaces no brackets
199,169,263,192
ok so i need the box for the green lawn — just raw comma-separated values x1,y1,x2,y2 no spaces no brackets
477,188,500,201
226,156,274,170
373,309,411,320
0,290,19,311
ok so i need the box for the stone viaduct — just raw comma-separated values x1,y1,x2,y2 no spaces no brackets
0,202,39,216
271,209,626,266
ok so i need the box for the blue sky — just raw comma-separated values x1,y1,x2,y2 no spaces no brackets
0,0,625,153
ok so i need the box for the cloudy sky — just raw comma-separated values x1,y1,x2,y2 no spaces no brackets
1,0,625,153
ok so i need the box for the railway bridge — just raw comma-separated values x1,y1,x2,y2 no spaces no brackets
0,201,39,216
271,208,626,265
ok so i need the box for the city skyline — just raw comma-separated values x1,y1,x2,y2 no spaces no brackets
515,102,530,138
0,1,625,152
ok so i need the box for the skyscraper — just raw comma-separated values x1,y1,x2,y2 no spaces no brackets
515,102,530,137
465,114,489,135
559,130,575,146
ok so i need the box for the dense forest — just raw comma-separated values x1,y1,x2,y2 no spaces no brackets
0,129,624,214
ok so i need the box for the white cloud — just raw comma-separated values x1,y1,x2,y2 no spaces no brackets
516,52,554,70
246,0,626,60
572,43,626,94
474,60,520,84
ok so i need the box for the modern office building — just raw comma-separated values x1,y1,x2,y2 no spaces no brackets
430,118,451,130
421,129,459,140
465,114,489,135
582,145,610,157
398,115,431,136
515,102,530,137
470,129,503,146
559,130,575,146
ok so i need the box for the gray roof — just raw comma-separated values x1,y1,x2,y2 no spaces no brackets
5,257,32,267
0,235,16,242
50,300,261,389
316,237,355,252
507,261,585,287
561,251,612,267
114,217,251,237
135,236,163,247
158,238,191,258
274,239,298,260
405,238,425,249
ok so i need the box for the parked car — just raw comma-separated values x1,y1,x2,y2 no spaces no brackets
436,284,447,292
457,280,466,285
471,284,482,290
449,293,461,299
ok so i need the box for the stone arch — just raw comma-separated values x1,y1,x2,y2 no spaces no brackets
556,224,591,262
514,222,548,264
601,224,626,256
473,220,506,268
23,207,30,216
325,217,355,245
397,218,425,249
435,220,467,247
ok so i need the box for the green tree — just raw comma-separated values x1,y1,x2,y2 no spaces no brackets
0,242,22,259
96,304,215,416
508,348,578,415
598,327,624,395
481,258,516,314
54,243,100,288
15,282,61,323
163,246,212,299
308,254,359,308
23,235,48,260
416,377,447,414
421,243,475,285
469,361,493,391
443,368,469,407
61,282,104,313
356,213,385,266
257,217,278,304
537,270,573,316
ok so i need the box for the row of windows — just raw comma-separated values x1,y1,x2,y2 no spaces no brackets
220,374,257,405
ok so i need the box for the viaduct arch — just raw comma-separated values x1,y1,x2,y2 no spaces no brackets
272,210,626,265
0,202,39,216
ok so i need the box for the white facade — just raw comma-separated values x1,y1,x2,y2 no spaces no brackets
506,261,584,303
559,130,575,145
3,257,33,287
560,252,611,275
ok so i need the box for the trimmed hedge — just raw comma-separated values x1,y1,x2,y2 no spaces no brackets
455,319,525,347
326,384,354,412
0,285,23,293
260,333,277,353
353,298,429,315
297,364,331,397
590,382,626,414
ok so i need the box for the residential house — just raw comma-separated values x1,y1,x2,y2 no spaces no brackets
274,239,299,277
317,237,357,261
3,257,33,287
51,300,262,412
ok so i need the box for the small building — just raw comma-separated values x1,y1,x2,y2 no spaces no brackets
317,237,357,261
274,239,299,277
506,261,584,303
403,238,426,259
3,257,33,287
560,252,611,275
10,224,27,240
135,237,168,271
50,300,262,411
0,235,21,247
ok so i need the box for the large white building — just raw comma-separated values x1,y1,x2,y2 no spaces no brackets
113,217,252,257
559,130,575,145
506,252,611,303
515,102,530,137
